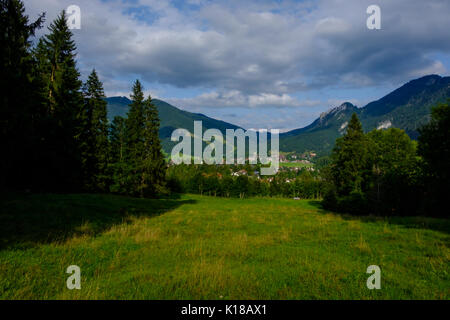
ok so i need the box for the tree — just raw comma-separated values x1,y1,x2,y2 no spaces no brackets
418,101,450,214
110,116,127,164
140,95,167,197
330,113,371,196
35,10,83,190
0,0,44,190
367,128,419,215
109,115,130,194
126,80,145,160
114,80,167,197
123,80,146,195
80,69,109,191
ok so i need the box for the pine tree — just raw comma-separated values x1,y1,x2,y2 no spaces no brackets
0,0,44,190
123,80,146,195
116,80,167,197
36,10,83,190
81,69,109,191
109,115,131,194
330,113,371,195
126,80,146,164
140,95,167,197
110,116,127,164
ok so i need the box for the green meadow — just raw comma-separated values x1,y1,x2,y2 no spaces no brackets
0,193,448,299
279,162,313,168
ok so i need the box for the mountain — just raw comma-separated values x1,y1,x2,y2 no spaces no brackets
280,102,359,155
280,75,450,156
106,74,450,157
105,96,242,153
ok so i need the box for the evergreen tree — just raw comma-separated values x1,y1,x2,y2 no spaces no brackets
330,113,371,196
119,80,167,197
418,101,450,214
109,116,131,194
0,0,44,190
36,10,83,190
81,69,109,191
110,116,127,164
140,95,167,197
124,80,146,195
125,80,146,161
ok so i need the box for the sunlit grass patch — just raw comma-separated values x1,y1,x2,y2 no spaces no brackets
0,193,449,299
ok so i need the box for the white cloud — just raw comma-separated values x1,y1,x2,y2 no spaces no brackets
23,0,450,109
167,90,320,109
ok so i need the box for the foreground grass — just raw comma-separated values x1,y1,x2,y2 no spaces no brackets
0,193,449,299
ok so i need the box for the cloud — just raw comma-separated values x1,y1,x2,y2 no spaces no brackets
166,90,321,109
23,0,450,107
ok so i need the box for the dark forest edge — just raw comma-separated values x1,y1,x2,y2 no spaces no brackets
1,1,449,218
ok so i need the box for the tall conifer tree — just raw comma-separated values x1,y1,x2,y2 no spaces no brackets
330,113,371,195
0,0,44,190
120,80,167,197
109,115,130,194
81,69,109,191
141,95,167,196
36,10,83,190
124,80,146,195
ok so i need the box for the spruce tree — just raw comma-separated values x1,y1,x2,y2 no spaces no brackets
37,10,83,190
109,115,130,194
120,80,167,197
124,80,146,196
0,0,44,190
330,113,371,195
126,80,146,162
81,69,109,191
110,116,127,164
141,95,167,196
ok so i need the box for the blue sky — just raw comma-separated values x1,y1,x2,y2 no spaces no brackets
24,0,450,130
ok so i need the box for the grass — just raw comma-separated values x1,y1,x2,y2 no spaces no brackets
279,162,313,168
0,193,449,299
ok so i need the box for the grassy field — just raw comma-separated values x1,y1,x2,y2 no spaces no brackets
0,193,449,299
279,162,313,168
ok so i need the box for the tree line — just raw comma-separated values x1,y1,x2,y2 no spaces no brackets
167,164,324,199
323,106,449,217
1,1,166,196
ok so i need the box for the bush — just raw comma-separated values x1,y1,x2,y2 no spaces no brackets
337,191,369,215
322,188,338,210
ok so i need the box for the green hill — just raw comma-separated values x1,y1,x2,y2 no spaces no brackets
106,96,242,154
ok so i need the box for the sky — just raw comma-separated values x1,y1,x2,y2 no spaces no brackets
23,0,450,131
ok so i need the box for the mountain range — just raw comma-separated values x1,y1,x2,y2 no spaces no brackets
106,74,450,157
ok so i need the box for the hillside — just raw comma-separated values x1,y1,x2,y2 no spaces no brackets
106,96,242,153
280,102,359,156
280,75,450,156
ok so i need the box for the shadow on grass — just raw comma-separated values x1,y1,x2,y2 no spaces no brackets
307,200,450,235
0,193,196,250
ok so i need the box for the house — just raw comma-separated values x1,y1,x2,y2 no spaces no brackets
232,170,248,177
